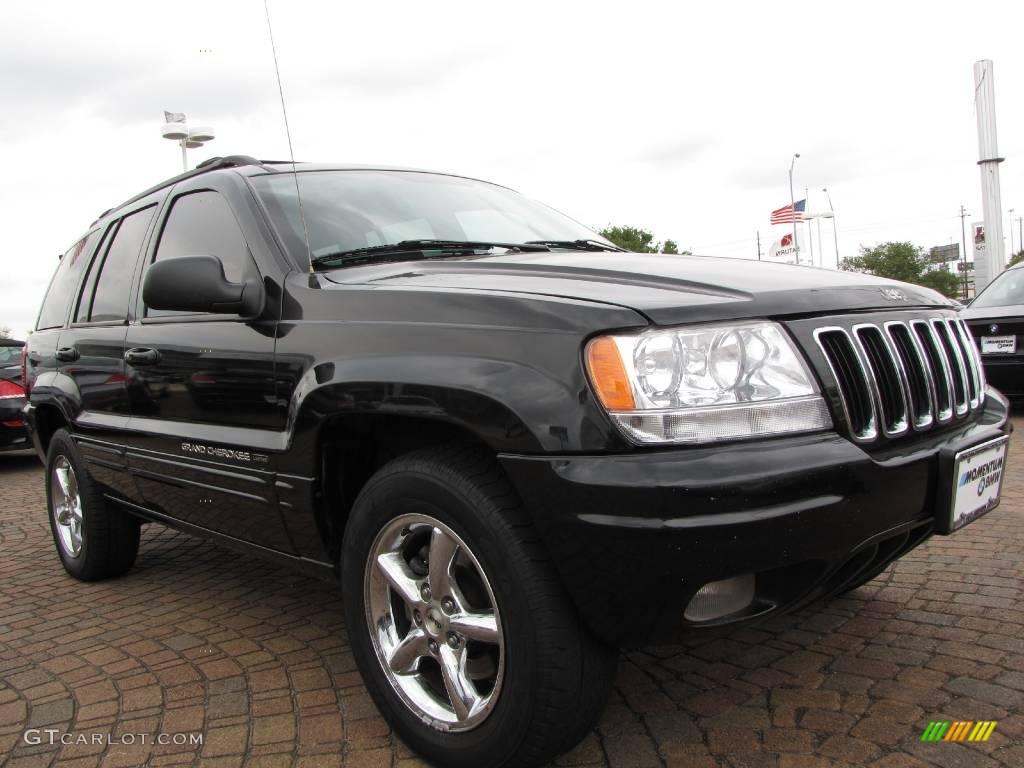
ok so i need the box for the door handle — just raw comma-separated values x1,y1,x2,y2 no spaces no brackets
124,348,161,365
55,346,80,362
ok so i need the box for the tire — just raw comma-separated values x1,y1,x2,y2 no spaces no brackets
341,445,616,768
45,428,140,581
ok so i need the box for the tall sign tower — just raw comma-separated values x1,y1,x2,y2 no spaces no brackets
973,60,1006,292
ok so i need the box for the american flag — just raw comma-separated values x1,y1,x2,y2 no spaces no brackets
770,199,806,225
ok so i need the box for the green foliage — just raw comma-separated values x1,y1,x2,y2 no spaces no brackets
840,241,926,283
840,241,961,299
1009,250,1024,268
600,226,657,252
599,225,681,254
917,268,962,299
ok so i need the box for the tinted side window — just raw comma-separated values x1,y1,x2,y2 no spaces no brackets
87,206,156,323
37,230,100,330
147,191,253,318
74,224,115,323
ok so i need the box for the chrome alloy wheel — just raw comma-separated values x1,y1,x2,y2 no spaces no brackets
51,456,84,558
364,513,505,731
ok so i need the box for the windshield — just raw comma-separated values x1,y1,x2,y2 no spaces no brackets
971,268,1024,309
250,170,611,266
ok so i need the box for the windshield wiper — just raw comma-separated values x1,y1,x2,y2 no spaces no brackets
524,239,626,252
311,239,551,269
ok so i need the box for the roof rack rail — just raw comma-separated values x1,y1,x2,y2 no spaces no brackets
92,154,282,225
194,155,263,170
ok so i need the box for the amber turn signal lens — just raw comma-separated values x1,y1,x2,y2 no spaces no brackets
586,336,636,411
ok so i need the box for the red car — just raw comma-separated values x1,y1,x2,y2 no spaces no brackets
0,339,29,452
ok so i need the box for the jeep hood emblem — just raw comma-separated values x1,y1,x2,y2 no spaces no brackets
880,287,907,301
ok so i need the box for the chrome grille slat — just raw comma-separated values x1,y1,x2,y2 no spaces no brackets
953,319,984,408
852,324,909,436
932,319,969,416
883,321,934,429
912,320,954,422
813,327,878,442
815,314,983,443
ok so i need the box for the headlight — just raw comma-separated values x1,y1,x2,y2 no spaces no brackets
585,321,832,444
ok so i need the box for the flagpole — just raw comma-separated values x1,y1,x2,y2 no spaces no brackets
817,217,823,268
789,154,800,264
823,188,839,268
805,188,814,266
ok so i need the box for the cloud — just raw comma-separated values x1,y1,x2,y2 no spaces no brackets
633,137,714,167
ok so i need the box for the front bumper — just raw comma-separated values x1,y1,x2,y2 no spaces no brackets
980,356,1023,398
500,391,1011,646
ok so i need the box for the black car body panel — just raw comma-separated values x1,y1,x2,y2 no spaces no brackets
23,161,1012,646
320,252,955,325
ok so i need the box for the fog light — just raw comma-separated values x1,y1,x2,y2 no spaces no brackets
684,573,755,622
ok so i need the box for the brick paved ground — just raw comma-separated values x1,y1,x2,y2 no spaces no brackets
1,418,1022,768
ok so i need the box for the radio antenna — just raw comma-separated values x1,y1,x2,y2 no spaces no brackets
263,0,313,272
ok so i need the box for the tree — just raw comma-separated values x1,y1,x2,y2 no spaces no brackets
917,269,962,298
840,241,961,299
840,242,926,283
600,225,681,254
0,326,11,339
1009,250,1024,268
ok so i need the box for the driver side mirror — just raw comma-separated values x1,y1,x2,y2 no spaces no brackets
143,255,264,317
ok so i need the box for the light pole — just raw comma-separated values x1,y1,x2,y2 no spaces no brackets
1010,208,1016,256
822,188,839,268
789,154,800,264
803,212,834,268
160,112,216,172
959,206,970,300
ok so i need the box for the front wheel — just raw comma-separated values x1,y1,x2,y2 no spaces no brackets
341,446,616,768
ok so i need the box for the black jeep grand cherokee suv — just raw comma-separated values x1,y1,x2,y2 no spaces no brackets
25,156,1010,768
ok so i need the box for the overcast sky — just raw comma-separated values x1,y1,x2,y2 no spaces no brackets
2,0,1022,336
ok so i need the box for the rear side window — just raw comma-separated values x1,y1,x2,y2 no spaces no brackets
36,231,101,330
80,206,156,323
147,191,253,317
74,225,114,323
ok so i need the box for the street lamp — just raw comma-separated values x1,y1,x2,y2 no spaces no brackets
1010,208,1016,256
804,212,835,269
160,112,216,172
789,154,800,263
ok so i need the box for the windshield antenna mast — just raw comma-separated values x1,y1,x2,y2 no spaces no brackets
263,0,313,273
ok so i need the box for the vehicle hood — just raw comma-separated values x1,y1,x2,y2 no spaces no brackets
961,304,1024,321
321,252,953,325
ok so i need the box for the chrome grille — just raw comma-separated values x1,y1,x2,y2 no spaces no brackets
815,316,984,443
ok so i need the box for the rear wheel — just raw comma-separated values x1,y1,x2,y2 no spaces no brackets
46,429,140,581
341,445,616,768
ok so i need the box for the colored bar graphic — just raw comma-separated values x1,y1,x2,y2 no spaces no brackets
921,721,996,742
944,721,972,741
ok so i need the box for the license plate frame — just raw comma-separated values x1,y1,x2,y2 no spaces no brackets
981,335,1016,354
936,435,1009,534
